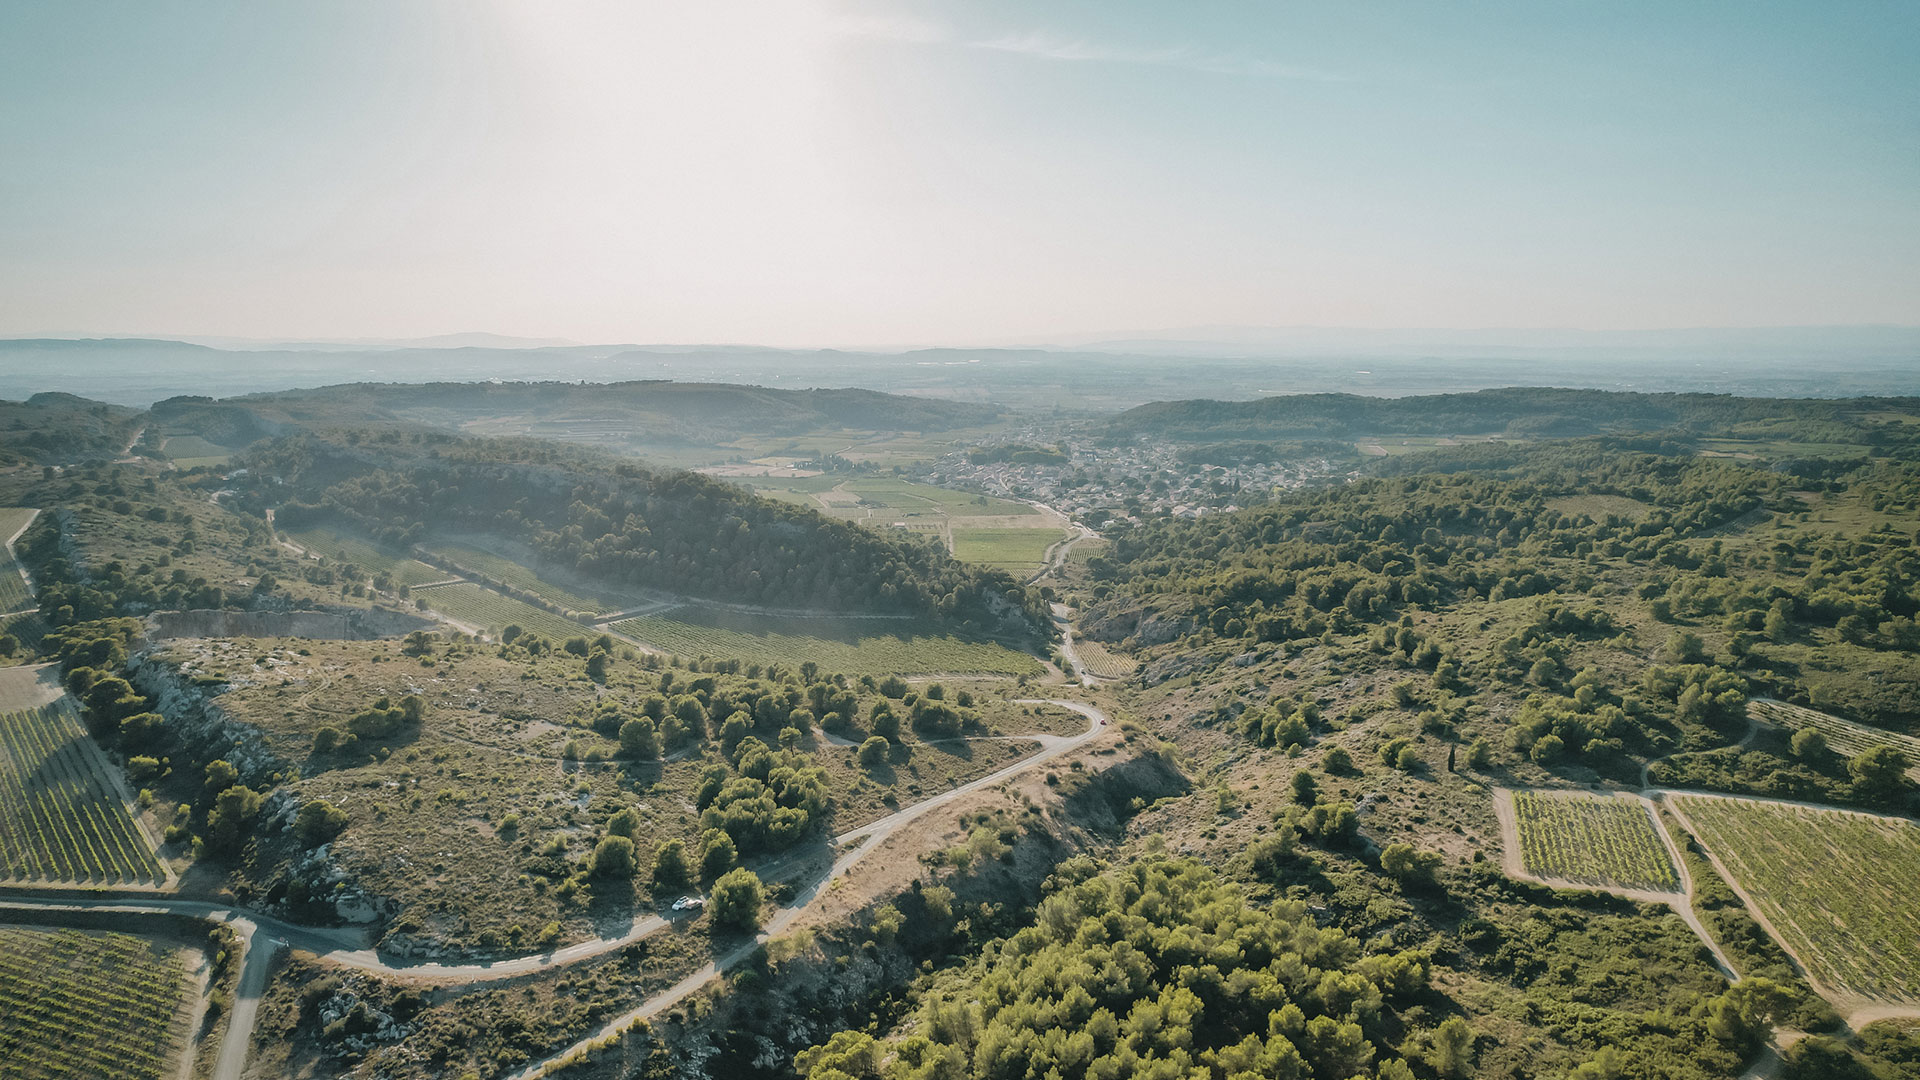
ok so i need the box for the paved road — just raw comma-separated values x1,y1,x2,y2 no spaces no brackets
0,699,1111,1079
504,698,1110,1080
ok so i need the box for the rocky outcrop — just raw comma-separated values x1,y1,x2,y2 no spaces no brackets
1079,599,1193,647
125,653,284,783
147,606,432,641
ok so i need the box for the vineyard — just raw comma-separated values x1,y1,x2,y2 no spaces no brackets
283,525,452,587
950,527,1066,575
608,611,1044,677
1509,789,1680,892
0,506,36,613
413,582,601,643
1072,638,1139,680
0,703,166,884
420,540,631,616
0,927,189,1080
1749,698,1920,781
1673,794,1920,1003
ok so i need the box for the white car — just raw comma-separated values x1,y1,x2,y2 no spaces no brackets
671,895,705,912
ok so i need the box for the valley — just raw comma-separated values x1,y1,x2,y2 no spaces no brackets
0,380,1914,1080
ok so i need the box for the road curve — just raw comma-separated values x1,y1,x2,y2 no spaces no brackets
0,701,1112,1080
506,698,1110,1080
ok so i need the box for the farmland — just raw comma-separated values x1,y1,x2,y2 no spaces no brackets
1508,789,1679,892
0,506,35,613
1749,698,1920,781
282,525,451,587
1072,637,1139,680
0,927,190,1080
0,703,166,885
419,539,633,616
608,608,1043,677
412,582,601,642
950,526,1067,575
158,433,232,468
1672,794,1920,1003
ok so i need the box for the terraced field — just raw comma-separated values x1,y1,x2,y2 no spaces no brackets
1673,794,1920,1003
0,927,190,1080
413,582,602,642
609,609,1043,677
1509,789,1679,892
0,703,166,884
283,525,451,587
1749,698,1920,781
420,540,631,616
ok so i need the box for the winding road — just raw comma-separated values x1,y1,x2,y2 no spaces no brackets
0,698,1112,1080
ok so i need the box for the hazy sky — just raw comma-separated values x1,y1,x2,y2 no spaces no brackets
2,1,1915,344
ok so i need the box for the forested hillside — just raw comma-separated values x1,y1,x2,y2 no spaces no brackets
1106,388,1920,450
252,431,1049,634
219,380,1002,444
0,393,145,465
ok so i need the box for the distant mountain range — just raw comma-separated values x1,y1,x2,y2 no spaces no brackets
2,326,1916,410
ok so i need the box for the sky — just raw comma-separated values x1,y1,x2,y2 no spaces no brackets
0,1,1915,345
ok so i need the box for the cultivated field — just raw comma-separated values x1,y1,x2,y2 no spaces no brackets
283,525,452,587
158,433,232,468
1672,794,1920,1004
0,506,36,613
1749,698,1920,781
413,582,602,642
0,927,190,1080
420,539,632,616
951,526,1067,575
0,703,166,885
1072,638,1139,680
608,609,1043,677
1508,789,1679,892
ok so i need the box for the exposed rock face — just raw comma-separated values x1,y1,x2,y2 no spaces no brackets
125,654,284,783
147,606,432,641
290,843,396,926
1139,649,1226,687
1079,599,1193,647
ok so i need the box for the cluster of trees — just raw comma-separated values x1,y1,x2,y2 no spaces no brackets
697,734,831,854
0,391,146,465
312,694,425,755
1108,388,1920,451
257,430,1050,636
795,855,1457,1080
1090,452,1783,645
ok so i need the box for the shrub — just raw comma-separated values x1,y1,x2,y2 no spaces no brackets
294,800,349,847
710,867,764,932
858,736,889,768
591,835,638,877
651,839,691,890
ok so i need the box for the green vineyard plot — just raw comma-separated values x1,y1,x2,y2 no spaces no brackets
950,526,1067,575
1673,795,1920,1004
1509,789,1679,892
1072,637,1139,679
0,703,166,885
609,608,1044,677
283,525,451,587
0,927,190,1080
1749,698,1920,781
0,506,36,613
414,582,602,642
